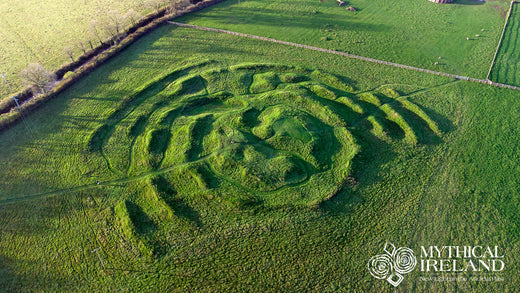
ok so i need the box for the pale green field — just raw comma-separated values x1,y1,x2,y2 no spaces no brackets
0,0,152,97
179,0,510,78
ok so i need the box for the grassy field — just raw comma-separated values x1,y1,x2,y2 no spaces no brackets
178,0,510,79
1,21,520,291
0,0,156,97
489,2,520,86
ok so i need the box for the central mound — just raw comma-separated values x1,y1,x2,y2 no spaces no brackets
89,62,441,208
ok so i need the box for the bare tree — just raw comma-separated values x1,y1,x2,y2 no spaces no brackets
102,10,125,43
89,20,105,45
63,46,75,62
124,9,142,27
20,63,57,94
167,0,178,14
76,39,88,54
102,24,117,44
108,10,124,35
145,0,165,13
171,0,191,13
86,37,95,50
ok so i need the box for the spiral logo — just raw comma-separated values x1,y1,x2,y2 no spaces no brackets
367,254,394,279
394,247,417,274
367,242,417,287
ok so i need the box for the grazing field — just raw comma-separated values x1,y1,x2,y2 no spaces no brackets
489,2,520,86
178,0,509,79
0,0,155,97
1,23,520,291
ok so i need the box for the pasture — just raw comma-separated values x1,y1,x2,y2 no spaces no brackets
0,0,154,97
0,0,520,291
178,0,510,78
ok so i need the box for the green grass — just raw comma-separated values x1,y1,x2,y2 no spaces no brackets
490,2,520,86
0,0,155,97
0,20,519,292
78,59,391,206
272,118,312,143
178,0,509,78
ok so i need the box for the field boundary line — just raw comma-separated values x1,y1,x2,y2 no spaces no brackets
487,1,516,81
168,21,520,91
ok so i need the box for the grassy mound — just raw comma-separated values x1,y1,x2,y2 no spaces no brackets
88,63,441,208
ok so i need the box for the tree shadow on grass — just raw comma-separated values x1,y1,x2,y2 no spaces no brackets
0,190,113,290
180,5,388,33
147,33,272,61
0,254,68,291
454,0,485,6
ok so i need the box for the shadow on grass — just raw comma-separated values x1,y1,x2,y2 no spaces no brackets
0,254,69,291
151,175,203,227
319,99,454,214
454,0,485,6
125,200,157,235
179,3,389,33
